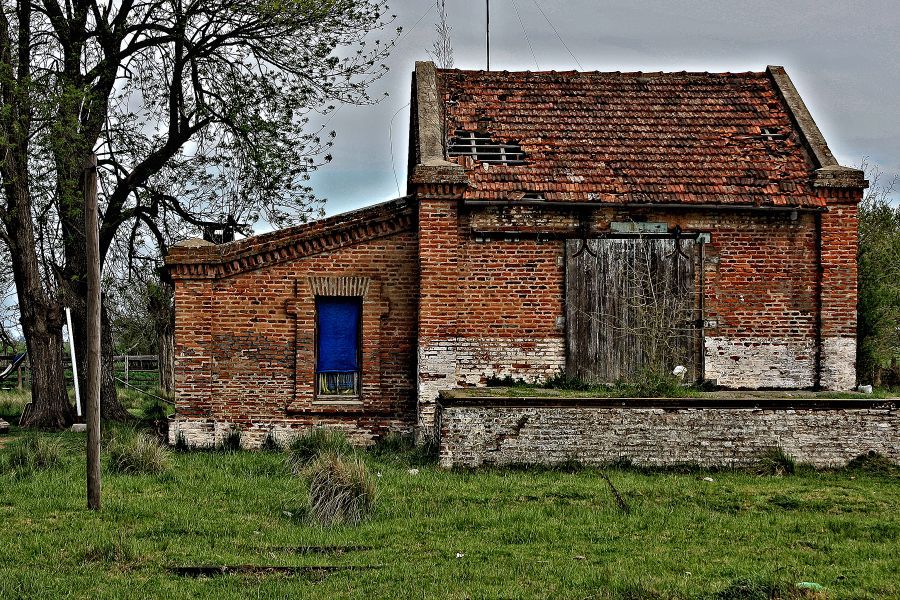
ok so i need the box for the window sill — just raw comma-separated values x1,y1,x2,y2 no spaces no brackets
312,397,363,406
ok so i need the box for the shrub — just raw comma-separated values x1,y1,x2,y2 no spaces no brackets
544,372,598,392
754,447,796,476
305,452,376,526
630,368,683,398
287,428,354,472
107,431,172,474
4,435,62,475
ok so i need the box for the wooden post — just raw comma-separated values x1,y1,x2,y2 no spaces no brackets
124,355,129,385
84,153,101,511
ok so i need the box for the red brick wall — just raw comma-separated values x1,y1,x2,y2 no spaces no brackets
417,202,853,403
820,200,859,338
172,228,419,444
171,189,861,443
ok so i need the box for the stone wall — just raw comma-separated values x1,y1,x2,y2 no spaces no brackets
438,398,899,468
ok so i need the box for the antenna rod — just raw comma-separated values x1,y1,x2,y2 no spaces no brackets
486,0,490,70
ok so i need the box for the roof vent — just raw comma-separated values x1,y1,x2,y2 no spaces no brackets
448,129,526,165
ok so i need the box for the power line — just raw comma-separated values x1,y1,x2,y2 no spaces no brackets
388,102,411,197
530,0,584,71
322,1,435,132
511,0,540,70
400,1,437,45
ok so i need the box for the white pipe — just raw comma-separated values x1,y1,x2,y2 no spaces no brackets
65,307,82,418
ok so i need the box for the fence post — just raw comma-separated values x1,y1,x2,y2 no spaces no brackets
125,355,129,385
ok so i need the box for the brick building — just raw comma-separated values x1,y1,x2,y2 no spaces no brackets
166,61,867,448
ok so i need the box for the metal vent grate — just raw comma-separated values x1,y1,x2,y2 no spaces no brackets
448,129,526,165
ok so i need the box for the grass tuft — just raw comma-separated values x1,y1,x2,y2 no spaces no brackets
369,431,438,466
82,533,138,566
261,429,280,451
3,434,62,476
753,447,797,476
305,452,376,527
845,451,899,476
218,427,242,452
106,430,172,474
0,389,30,421
139,397,172,423
173,430,190,452
287,427,354,472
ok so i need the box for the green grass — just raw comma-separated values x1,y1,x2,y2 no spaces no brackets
0,424,897,599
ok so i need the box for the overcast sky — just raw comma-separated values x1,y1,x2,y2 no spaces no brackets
305,0,900,218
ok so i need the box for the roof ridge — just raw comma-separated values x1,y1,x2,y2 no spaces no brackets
435,67,769,76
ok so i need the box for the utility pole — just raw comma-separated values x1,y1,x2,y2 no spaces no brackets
486,0,490,71
84,153,101,511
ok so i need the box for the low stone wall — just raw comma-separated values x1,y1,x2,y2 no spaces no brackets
438,397,899,469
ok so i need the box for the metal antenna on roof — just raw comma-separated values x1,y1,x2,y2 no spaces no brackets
486,0,490,70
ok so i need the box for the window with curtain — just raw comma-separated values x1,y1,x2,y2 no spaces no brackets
315,296,362,396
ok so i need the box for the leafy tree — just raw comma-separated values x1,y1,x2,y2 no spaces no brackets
0,0,398,427
857,161,900,387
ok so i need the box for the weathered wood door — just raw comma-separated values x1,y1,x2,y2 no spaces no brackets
565,237,699,384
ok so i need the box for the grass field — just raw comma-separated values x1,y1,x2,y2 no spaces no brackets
0,395,898,599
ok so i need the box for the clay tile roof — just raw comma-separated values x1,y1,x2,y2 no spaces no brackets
435,68,822,207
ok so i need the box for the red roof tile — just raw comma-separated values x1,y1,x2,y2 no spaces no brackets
435,69,822,207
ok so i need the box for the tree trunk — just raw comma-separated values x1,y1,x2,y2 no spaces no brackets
68,295,131,421
65,277,130,422
3,155,72,429
20,311,72,428
101,298,130,420
158,324,175,397
154,282,175,397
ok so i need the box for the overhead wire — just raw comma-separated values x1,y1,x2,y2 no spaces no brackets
321,1,436,132
511,0,540,70
388,102,411,197
529,0,584,70
384,1,439,197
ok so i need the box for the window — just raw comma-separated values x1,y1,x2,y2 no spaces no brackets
315,296,362,397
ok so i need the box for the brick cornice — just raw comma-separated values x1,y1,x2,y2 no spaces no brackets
165,196,415,280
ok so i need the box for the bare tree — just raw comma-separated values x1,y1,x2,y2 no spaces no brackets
0,0,399,427
427,0,453,69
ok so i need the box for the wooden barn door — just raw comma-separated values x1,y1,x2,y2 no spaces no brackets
565,237,699,384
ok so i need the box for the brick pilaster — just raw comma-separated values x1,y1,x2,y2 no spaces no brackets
818,195,861,389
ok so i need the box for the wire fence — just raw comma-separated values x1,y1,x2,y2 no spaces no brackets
0,354,161,391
